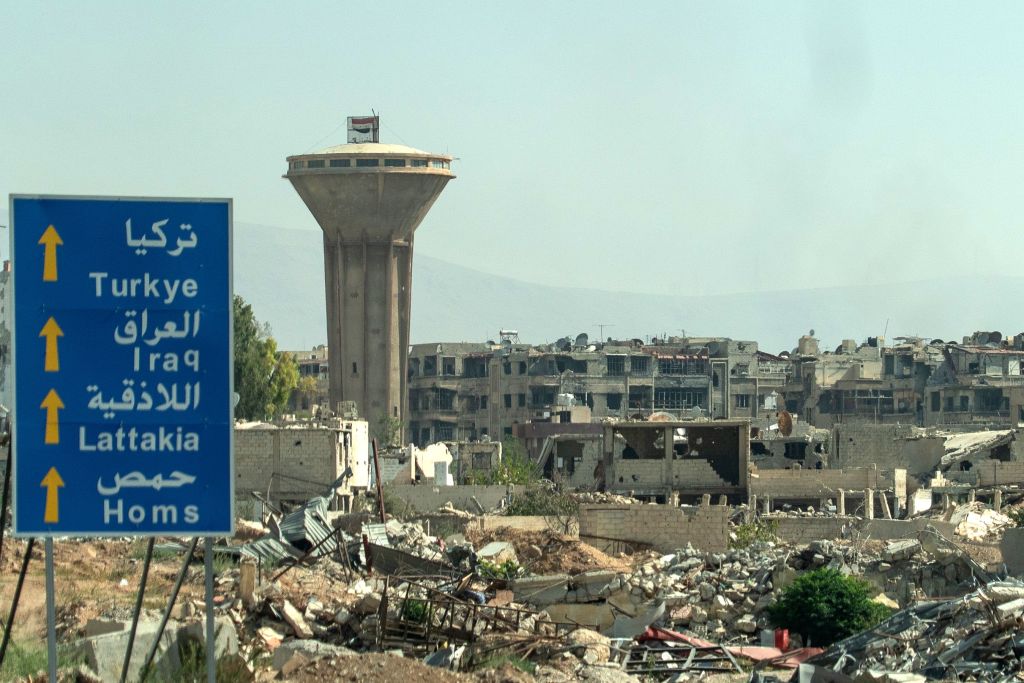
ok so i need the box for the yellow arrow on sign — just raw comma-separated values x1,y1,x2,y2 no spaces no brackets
39,317,64,372
40,389,64,445
41,467,64,524
38,225,63,282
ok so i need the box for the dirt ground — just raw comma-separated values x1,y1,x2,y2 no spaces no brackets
0,536,214,648
282,653,536,683
463,528,637,576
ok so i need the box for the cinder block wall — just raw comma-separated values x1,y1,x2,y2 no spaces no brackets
235,428,340,502
385,484,509,514
235,430,277,498
578,504,729,552
833,423,942,474
975,461,1024,486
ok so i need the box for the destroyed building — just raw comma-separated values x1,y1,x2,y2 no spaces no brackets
405,335,790,446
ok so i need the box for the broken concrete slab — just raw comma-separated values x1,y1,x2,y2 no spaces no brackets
281,599,314,639
543,603,615,632
75,619,182,683
477,540,518,565
271,639,356,670
512,574,570,605
179,616,239,661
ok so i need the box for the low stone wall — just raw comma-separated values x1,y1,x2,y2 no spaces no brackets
750,467,906,501
769,515,956,544
384,484,509,514
578,503,729,553
471,515,558,534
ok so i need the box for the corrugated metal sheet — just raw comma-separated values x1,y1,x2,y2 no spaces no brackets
363,522,390,547
279,495,337,556
240,537,304,565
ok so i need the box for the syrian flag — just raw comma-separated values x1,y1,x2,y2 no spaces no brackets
347,116,379,143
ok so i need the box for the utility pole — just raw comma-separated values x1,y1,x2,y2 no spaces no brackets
595,323,614,342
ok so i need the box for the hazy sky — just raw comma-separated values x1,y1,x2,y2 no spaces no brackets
3,2,1022,297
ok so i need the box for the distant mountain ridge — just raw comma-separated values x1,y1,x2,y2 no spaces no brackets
1,209,1020,353
232,221,1024,354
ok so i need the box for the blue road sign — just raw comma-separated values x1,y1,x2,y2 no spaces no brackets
10,195,233,536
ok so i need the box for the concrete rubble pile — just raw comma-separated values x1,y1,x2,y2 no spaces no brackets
947,501,1013,541
807,580,1024,681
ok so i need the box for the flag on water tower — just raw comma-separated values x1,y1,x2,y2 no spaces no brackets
347,116,379,143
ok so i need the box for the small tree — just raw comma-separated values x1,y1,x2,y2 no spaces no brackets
233,295,299,421
489,438,539,485
767,568,891,647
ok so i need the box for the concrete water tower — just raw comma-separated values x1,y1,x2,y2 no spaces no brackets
285,119,454,432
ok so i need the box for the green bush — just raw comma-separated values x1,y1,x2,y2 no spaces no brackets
767,568,892,647
477,558,522,580
731,519,779,549
401,599,430,624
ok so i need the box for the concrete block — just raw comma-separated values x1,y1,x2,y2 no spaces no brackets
75,619,182,683
513,574,570,606
271,640,355,670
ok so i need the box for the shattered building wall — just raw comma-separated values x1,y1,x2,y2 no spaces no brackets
406,336,786,447
832,423,945,475
234,421,369,511
602,420,750,501
924,342,1024,428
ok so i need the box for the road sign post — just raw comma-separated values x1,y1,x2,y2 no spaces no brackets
10,195,234,537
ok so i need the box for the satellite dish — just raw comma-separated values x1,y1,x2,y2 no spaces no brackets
930,339,944,345
991,331,1003,344
501,339,512,347
778,411,794,437
809,329,815,337
977,332,990,344
575,333,589,347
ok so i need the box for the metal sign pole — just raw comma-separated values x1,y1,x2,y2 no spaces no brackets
45,537,56,681
204,537,215,683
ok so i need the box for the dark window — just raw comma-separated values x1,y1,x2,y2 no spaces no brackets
384,158,406,167
480,395,488,409
411,159,428,167
442,357,456,376
607,393,622,410
356,158,380,167
503,363,511,375
307,159,325,168
504,394,512,408
735,394,750,408
630,356,651,375
944,397,954,412
960,396,970,411
437,424,454,440
518,361,527,374
329,159,350,167
931,392,940,412
518,393,526,407
607,356,625,376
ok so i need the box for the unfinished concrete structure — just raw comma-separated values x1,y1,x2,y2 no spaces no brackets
285,141,454,429
601,420,751,502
